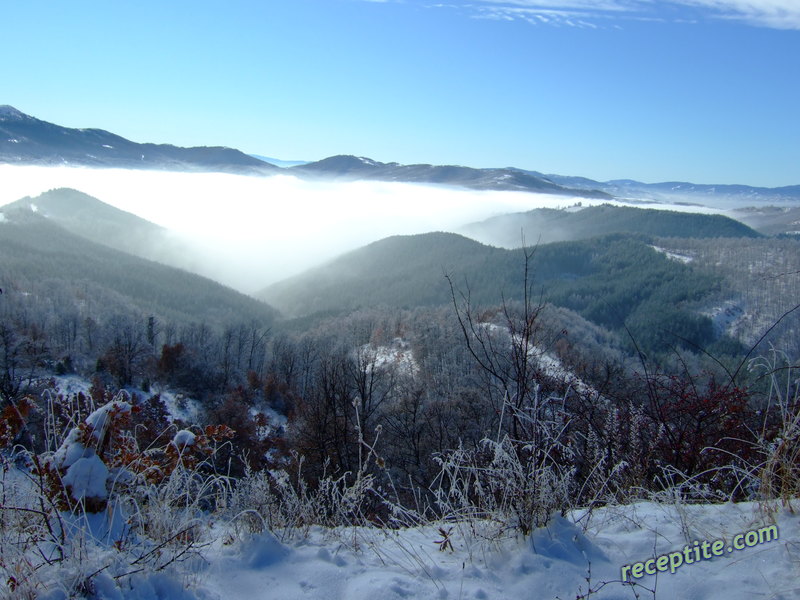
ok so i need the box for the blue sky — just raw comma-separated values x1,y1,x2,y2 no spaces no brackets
2,0,798,186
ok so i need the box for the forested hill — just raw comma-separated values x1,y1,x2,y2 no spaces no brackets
459,204,761,248
260,232,505,315
0,209,277,326
3,188,184,265
260,232,725,354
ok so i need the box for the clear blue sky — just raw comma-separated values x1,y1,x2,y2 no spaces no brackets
2,0,798,186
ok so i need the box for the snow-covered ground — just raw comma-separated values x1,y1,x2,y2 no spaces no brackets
479,323,595,397
113,500,797,600
152,385,203,425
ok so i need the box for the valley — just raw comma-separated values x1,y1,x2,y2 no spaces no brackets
1,108,798,600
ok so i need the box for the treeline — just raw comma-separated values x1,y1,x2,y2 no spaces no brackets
0,213,277,325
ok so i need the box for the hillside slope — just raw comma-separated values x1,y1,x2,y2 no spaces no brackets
2,188,188,265
260,232,503,315
459,204,761,248
0,208,277,326
259,231,723,353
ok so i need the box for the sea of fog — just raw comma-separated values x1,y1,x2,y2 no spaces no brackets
0,165,722,293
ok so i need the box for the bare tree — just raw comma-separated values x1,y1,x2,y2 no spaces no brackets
446,245,551,440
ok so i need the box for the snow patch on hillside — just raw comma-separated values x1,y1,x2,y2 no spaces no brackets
533,347,594,396
154,386,202,424
651,245,694,264
480,323,595,397
703,299,748,337
52,374,93,396
360,338,418,375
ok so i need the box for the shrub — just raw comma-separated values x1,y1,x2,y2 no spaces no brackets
0,390,237,598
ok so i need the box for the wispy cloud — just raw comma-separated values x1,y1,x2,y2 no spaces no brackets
419,0,800,29
458,0,641,28
674,0,800,29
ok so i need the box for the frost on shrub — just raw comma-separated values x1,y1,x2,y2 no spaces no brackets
43,395,133,512
433,434,574,536
1,387,243,598
172,429,196,449
746,349,800,511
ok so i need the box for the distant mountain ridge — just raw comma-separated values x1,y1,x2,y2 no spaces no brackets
524,170,800,204
2,106,797,201
0,105,277,174
291,155,612,198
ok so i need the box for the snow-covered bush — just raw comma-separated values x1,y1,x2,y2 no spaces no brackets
0,390,236,599
42,397,134,513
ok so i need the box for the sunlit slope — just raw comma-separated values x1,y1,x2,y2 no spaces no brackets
0,105,276,174
291,154,612,198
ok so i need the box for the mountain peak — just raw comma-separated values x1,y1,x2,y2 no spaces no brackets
292,154,388,176
320,155,384,168
0,105,28,120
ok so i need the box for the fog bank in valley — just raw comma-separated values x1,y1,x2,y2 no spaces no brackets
0,165,605,292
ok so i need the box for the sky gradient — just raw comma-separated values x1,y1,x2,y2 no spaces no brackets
2,0,798,186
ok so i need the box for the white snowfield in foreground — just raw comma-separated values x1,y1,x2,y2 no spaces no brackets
187,501,796,600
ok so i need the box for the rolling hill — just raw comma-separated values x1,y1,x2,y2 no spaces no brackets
0,206,277,327
259,231,725,354
459,204,761,248
1,188,186,264
260,232,507,316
